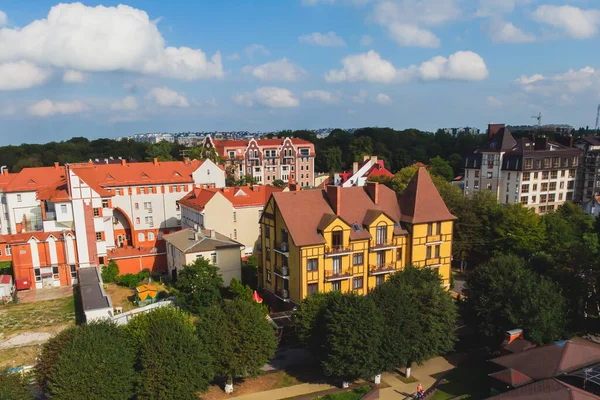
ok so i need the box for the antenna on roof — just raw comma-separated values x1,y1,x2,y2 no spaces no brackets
531,112,542,128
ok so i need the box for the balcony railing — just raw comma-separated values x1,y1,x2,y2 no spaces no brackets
274,288,290,301
369,240,399,251
324,245,353,256
44,211,56,221
274,242,290,256
274,265,289,279
324,268,353,281
369,263,396,275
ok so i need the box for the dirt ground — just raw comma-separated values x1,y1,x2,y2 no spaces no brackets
202,370,304,400
17,286,74,303
0,345,41,369
104,282,170,312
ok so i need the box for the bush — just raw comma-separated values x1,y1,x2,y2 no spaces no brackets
101,261,119,283
117,273,142,288
0,370,34,400
138,268,151,281
43,321,136,400
35,328,76,393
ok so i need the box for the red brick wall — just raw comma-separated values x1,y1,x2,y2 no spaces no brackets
111,254,167,275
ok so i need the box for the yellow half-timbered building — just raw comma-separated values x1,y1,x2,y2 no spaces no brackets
258,167,456,307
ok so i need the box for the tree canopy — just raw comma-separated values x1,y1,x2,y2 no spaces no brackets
174,257,223,314
0,370,34,400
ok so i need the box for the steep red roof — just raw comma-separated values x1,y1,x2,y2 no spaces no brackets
0,231,74,244
490,368,534,388
365,162,394,179
399,167,457,224
4,166,66,194
0,173,15,191
488,379,598,400
179,185,284,211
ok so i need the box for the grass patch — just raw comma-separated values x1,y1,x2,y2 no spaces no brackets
317,386,372,400
0,345,41,369
396,374,418,384
0,261,12,275
430,355,490,400
0,296,75,337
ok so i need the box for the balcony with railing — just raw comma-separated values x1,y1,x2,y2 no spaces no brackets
324,245,353,257
369,239,400,251
274,265,290,279
369,263,396,275
274,287,290,301
274,241,290,256
424,257,443,268
324,267,353,281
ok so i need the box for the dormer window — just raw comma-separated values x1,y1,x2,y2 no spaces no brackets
331,231,343,248
376,225,387,245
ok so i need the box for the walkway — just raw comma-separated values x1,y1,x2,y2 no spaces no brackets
231,355,463,399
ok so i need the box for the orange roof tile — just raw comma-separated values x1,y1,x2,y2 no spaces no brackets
4,166,67,196
399,167,457,224
0,230,74,244
179,185,284,210
0,173,15,191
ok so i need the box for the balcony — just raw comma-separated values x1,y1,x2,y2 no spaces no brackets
44,211,56,221
274,242,290,257
274,288,290,302
324,245,353,257
369,240,400,251
324,267,353,281
274,265,290,279
369,263,396,275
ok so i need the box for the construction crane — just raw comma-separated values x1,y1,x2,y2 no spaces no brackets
531,112,542,127
595,104,600,133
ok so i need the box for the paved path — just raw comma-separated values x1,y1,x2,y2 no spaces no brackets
232,355,464,399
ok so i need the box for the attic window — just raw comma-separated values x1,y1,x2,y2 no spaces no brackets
352,224,361,232
105,174,115,180
141,172,150,179
235,189,248,197
173,171,181,177
393,221,399,227
28,179,36,184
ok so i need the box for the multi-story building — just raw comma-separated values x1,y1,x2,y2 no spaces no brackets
178,185,285,256
258,167,456,308
333,156,394,187
464,124,581,214
0,157,226,289
574,136,600,204
443,127,481,136
199,137,316,187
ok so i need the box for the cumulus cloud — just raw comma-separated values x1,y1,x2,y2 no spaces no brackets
111,96,138,111
515,74,545,85
299,31,346,46
0,3,223,80
303,90,340,104
146,87,190,108
360,35,373,46
0,61,50,90
63,70,85,83
0,11,7,27
325,50,488,83
242,58,306,82
245,44,270,58
28,99,88,117
532,5,600,39
233,87,299,108
484,19,535,43
371,0,461,48
376,93,392,104
514,67,599,95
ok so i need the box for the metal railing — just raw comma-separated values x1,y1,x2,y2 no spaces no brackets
325,268,353,280
324,245,352,255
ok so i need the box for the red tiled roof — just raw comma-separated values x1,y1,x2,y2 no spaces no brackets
0,231,73,244
399,167,457,224
490,368,534,388
0,275,11,285
4,166,67,195
0,173,15,191
366,162,394,179
488,378,599,400
107,246,165,259
180,185,284,211
211,138,314,157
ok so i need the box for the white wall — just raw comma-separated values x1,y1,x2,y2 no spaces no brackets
5,191,40,233
192,159,226,188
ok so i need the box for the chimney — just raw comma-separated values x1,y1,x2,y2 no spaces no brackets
487,123,505,140
184,157,190,164
503,329,524,345
326,185,341,214
121,159,127,166
153,158,158,165
352,162,359,174
2,169,8,176
54,162,59,169
534,135,548,151
366,181,379,205
210,230,216,239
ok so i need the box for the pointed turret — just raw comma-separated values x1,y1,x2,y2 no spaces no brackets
399,167,457,224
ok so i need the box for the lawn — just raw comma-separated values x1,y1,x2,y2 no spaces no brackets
203,369,309,400
317,386,372,400
104,281,170,312
0,296,76,337
430,355,490,400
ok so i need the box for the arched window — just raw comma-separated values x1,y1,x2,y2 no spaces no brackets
138,232,145,242
148,232,155,241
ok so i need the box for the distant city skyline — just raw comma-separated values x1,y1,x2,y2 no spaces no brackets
1,1,600,145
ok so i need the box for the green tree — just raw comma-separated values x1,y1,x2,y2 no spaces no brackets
321,293,385,383
36,328,76,393
197,299,278,392
189,146,220,163
0,370,34,400
272,179,285,188
370,266,457,376
236,174,260,186
464,254,567,345
175,257,223,314
228,277,254,301
348,136,373,162
322,147,343,172
44,321,136,400
101,260,119,283
295,292,339,356
429,156,454,181
12,156,43,172
145,140,174,161
493,203,546,258
124,307,213,399
390,165,419,194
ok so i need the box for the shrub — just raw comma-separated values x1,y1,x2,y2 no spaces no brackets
0,370,34,400
35,328,76,392
118,273,142,288
101,261,119,283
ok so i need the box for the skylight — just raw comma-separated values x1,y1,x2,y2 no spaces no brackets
352,224,361,232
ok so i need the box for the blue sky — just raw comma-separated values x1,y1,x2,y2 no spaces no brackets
0,0,599,145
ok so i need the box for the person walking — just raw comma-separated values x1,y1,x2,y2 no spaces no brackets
416,383,424,399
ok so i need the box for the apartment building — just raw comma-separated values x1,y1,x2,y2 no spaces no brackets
199,136,316,187
574,136,600,204
258,168,456,308
178,185,285,256
0,158,226,288
333,155,394,187
464,124,581,214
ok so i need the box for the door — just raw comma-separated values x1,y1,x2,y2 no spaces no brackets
377,252,386,269
332,257,341,275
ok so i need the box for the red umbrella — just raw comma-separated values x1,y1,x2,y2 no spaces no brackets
252,290,263,303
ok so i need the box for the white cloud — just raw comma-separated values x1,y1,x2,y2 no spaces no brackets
28,99,88,117
111,96,138,111
245,44,270,57
233,87,299,108
303,90,340,104
0,61,50,90
0,11,7,27
515,67,599,95
359,35,373,46
299,31,346,46
371,0,461,48
515,74,545,85
243,58,306,82
484,19,535,43
486,96,503,107
352,89,368,104
476,0,531,17
146,87,190,108
326,50,488,83
227,52,241,61
376,93,392,104
0,3,223,80
532,5,600,39
63,70,85,83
